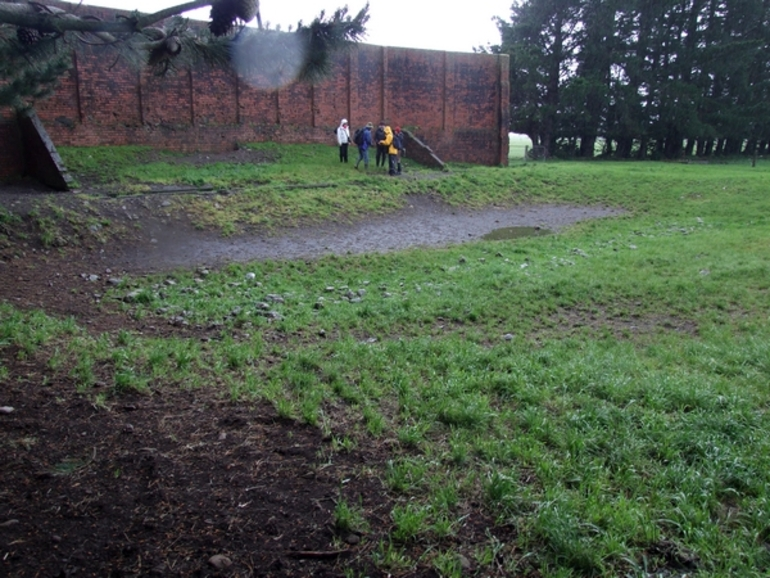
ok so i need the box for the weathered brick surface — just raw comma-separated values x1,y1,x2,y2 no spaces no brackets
193,68,238,126
1,2,509,179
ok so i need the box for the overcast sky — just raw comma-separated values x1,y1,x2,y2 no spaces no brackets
75,0,514,53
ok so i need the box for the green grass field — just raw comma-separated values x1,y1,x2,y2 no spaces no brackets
509,132,532,159
4,146,770,576
508,133,609,159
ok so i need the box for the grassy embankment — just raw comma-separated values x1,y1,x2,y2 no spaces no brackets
2,144,770,576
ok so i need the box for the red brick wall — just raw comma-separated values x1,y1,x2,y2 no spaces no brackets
1,3,509,179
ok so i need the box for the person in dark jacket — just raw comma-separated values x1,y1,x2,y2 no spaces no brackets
354,122,374,169
392,126,405,174
374,121,387,169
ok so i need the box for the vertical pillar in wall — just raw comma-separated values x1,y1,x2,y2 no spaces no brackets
188,69,195,126
274,89,280,125
381,46,388,123
235,73,241,124
441,52,457,138
72,52,83,123
137,71,145,125
497,53,511,166
346,52,352,122
442,51,448,132
311,83,316,127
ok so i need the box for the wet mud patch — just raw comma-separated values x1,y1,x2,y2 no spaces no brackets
126,195,622,272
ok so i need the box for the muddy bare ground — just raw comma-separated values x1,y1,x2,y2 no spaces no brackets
0,166,621,577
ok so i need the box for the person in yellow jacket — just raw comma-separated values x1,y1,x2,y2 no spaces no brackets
378,125,399,176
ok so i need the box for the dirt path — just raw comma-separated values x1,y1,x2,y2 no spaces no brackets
130,195,619,271
0,188,622,328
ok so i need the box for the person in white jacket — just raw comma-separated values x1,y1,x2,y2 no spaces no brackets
336,118,351,163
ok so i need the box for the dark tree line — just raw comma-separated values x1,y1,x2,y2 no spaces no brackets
494,0,770,159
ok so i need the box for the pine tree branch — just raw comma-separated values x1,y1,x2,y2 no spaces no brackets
1,1,369,111
0,0,221,34
134,0,215,29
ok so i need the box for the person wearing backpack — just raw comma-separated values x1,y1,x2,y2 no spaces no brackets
336,118,350,163
374,121,387,169
354,122,374,169
378,125,400,176
392,126,405,175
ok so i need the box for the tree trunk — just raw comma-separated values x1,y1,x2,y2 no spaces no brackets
580,135,596,158
664,126,683,159
616,137,633,158
636,137,649,159
724,138,742,155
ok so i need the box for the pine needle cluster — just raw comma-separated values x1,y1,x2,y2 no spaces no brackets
0,26,71,110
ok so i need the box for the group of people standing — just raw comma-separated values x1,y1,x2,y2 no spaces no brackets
335,119,405,176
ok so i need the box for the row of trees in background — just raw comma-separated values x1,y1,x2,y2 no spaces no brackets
493,0,770,159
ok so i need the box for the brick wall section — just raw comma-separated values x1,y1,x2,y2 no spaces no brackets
1,2,509,179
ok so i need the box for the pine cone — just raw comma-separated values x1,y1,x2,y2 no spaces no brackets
233,0,258,22
209,0,237,36
17,27,42,45
148,36,182,67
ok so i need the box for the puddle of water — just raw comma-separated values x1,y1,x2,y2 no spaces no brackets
481,226,552,241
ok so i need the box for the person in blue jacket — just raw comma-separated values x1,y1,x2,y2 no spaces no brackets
354,122,374,169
